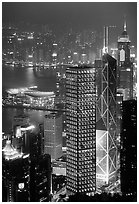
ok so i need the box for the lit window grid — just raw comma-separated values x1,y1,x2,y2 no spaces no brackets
66,67,96,193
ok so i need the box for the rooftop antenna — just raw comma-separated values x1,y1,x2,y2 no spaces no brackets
124,15,127,31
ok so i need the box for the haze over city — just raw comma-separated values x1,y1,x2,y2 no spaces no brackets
3,2,137,45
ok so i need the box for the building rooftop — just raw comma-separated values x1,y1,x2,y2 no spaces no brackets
45,110,61,118
2,140,22,160
67,64,94,70
24,90,55,98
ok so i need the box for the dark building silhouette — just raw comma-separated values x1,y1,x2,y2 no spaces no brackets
29,131,42,158
27,123,52,201
2,140,30,202
120,99,137,195
3,114,52,202
66,65,96,195
117,21,133,100
30,154,52,202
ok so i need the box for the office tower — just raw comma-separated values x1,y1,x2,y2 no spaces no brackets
117,20,133,100
52,43,58,65
12,115,30,153
13,120,43,158
30,154,52,202
12,115,30,138
12,129,41,158
56,65,66,106
66,65,96,195
95,54,117,187
130,46,137,99
44,111,63,160
116,91,123,188
19,124,36,154
38,123,45,154
73,52,79,64
29,130,42,159
95,59,103,122
116,92,123,143
56,77,66,105
38,49,44,64
2,140,30,202
120,100,137,196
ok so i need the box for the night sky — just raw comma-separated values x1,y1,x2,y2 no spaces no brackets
2,2,137,46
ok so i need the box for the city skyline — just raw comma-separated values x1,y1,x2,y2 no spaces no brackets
2,1,137,202
2,2,137,47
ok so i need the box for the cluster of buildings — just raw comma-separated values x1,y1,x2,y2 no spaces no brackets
2,21,137,201
3,23,103,66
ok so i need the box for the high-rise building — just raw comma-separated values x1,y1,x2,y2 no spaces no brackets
66,65,96,195
44,111,63,160
30,154,52,202
95,59,103,122
120,100,137,196
117,20,133,100
12,115,30,153
116,92,123,145
56,65,66,106
52,43,58,65
29,130,42,159
95,54,117,187
2,140,30,202
16,124,35,154
73,52,79,64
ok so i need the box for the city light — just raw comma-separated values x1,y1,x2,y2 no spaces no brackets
2,2,137,202
21,125,35,131
52,53,57,57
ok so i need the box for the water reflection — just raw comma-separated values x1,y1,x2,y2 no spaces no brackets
2,65,57,133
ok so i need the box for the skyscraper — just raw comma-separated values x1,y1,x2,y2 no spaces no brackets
30,154,52,202
66,65,96,195
96,54,117,187
44,111,63,160
120,100,137,196
117,20,133,100
2,140,30,202
12,115,36,155
56,65,66,106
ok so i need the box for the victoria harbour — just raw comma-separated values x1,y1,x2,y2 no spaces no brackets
2,65,57,133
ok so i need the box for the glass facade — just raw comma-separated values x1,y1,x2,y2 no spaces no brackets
30,154,52,202
121,100,137,195
66,65,96,194
96,54,117,186
44,112,63,160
